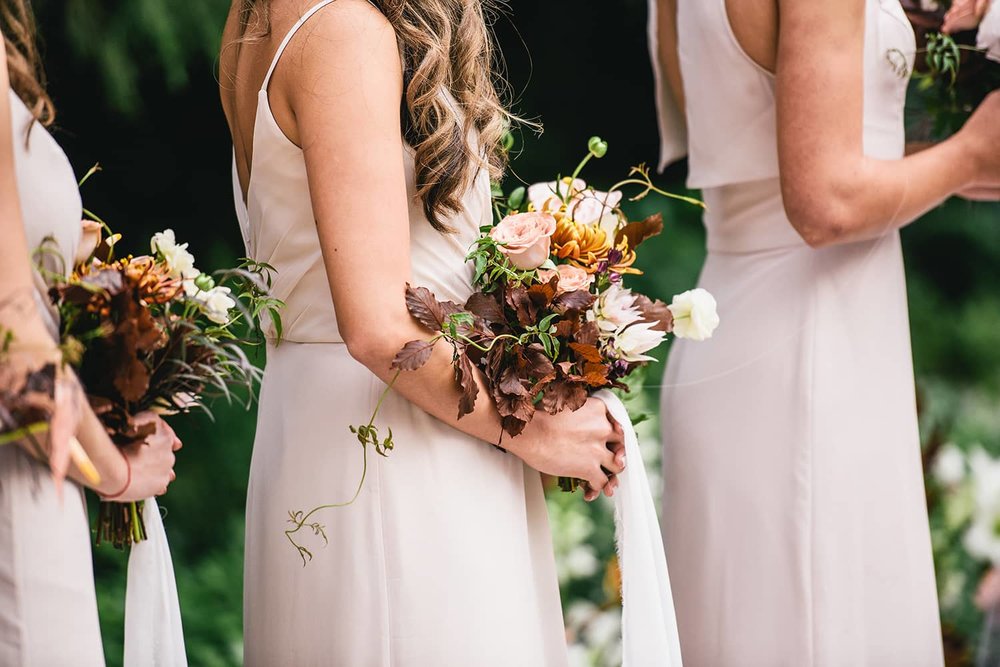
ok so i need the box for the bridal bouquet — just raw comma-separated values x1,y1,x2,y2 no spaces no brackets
287,138,717,563
44,213,280,547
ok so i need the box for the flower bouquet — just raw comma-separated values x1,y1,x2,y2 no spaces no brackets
44,207,281,547
286,138,718,563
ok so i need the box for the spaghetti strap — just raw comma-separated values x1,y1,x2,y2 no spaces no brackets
260,0,339,92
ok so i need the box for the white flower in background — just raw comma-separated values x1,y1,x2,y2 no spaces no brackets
964,449,1000,566
933,444,967,487
611,321,666,363
592,284,642,334
151,229,198,280
668,288,720,341
563,545,600,581
583,608,622,657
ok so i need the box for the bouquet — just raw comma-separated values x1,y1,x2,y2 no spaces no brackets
44,192,281,547
900,0,1000,137
286,137,719,563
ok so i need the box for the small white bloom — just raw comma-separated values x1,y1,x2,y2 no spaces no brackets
151,229,198,280
933,444,966,487
612,321,666,363
668,288,720,341
593,284,642,333
182,279,200,298
964,449,1000,566
563,545,600,580
199,286,236,325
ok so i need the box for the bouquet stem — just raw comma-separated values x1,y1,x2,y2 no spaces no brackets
97,500,147,549
558,476,585,493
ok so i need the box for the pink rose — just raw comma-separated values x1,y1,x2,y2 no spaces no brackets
490,212,557,270
538,263,594,295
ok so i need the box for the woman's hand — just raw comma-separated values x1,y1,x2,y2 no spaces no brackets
107,412,182,503
955,90,1000,200
943,0,992,34
509,398,626,502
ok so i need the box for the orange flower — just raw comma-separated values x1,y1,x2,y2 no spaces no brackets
125,256,181,304
551,218,612,271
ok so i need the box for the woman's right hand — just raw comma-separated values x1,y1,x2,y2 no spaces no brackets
109,412,182,503
510,398,625,502
956,90,1000,199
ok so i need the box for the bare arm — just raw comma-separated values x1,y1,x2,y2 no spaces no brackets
0,44,177,499
776,0,1000,248
285,0,623,496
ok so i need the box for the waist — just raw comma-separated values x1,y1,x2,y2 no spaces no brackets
701,178,808,254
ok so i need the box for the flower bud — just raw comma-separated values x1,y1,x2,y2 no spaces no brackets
588,136,608,158
194,274,216,292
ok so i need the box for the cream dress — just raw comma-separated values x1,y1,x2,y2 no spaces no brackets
234,3,567,665
652,0,945,664
0,91,104,665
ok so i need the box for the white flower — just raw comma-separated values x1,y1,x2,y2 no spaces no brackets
563,545,600,581
528,179,586,213
184,279,236,325
611,321,666,363
933,444,966,487
569,189,623,225
151,229,198,280
592,284,642,334
199,286,237,325
668,288,720,341
964,449,1000,566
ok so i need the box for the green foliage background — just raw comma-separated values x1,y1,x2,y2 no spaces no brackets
26,0,1000,664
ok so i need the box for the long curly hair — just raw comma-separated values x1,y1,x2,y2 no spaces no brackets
1,0,54,128
238,0,512,232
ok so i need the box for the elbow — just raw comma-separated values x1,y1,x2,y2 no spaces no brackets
343,332,383,369
783,189,855,250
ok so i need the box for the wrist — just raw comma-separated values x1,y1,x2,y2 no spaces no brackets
949,129,984,187
97,447,131,498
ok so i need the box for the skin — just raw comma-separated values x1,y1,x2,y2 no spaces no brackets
942,0,992,34
0,40,179,501
656,0,1000,247
219,0,625,500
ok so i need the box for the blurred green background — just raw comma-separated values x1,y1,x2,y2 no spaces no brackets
27,0,1000,664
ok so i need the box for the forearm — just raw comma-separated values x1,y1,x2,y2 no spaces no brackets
349,315,519,451
831,135,976,243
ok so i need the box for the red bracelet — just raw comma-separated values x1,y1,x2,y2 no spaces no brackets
102,450,132,500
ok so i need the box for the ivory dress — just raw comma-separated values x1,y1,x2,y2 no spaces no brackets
235,3,567,665
0,91,104,665
652,0,945,664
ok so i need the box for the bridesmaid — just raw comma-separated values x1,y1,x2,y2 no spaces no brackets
219,0,625,663
0,2,180,663
651,0,1000,664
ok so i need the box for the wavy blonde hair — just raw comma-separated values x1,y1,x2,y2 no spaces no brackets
239,0,511,231
1,0,54,129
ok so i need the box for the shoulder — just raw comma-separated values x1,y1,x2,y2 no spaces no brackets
292,0,400,80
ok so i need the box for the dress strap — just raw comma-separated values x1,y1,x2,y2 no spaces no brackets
260,0,340,92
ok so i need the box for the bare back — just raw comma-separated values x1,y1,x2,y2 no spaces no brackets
219,0,318,203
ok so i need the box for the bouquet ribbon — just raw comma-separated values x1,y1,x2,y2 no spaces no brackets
123,498,187,666
595,390,683,666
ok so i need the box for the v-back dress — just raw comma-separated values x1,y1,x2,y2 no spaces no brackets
652,0,945,664
234,3,568,665
0,91,104,665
